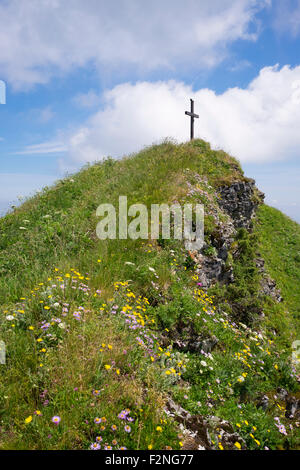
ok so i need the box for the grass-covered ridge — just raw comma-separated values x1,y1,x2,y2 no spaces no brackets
0,140,299,450
256,205,300,336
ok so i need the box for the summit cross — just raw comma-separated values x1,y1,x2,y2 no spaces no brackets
185,98,199,141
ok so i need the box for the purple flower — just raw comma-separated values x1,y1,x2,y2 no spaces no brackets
124,425,131,433
90,443,101,450
51,416,61,425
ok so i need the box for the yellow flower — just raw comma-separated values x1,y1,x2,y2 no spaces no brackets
148,444,153,450
218,443,224,450
107,344,113,350
179,441,183,447
274,364,278,370
35,410,42,416
156,426,162,432
234,442,241,449
28,326,34,330
104,364,111,370
25,416,33,424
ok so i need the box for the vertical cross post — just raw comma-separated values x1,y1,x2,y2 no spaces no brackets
185,98,199,141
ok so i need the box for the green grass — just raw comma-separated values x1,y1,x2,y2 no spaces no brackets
256,205,300,336
0,140,299,450
0,139,243,305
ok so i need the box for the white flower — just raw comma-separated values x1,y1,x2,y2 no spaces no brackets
124,262,135,266
19,227,27,230
200,360,207,367
53,302,60,308
6,315,14,321
148,267,156,272
58,322,66,329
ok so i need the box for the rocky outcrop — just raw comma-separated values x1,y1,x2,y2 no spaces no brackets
189,178,282,307
218,180,264,229
256,257,283,302
165,399,246,450
163,320,219,354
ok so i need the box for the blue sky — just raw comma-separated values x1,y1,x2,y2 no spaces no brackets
0,0,300,221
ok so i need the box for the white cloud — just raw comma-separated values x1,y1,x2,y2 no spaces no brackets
62,65,300,168
14,140,66,155
0,0,268,89
72,90,102,109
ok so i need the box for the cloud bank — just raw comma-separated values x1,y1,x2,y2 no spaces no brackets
0,0,268,89
62,65,300,168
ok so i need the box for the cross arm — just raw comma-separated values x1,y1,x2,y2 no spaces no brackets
185,111,199,118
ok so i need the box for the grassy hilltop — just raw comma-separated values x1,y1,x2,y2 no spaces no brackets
0,140,299,450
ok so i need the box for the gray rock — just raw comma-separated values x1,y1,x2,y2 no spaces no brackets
218,180,264,229
257,395,269,411
285,397,300,419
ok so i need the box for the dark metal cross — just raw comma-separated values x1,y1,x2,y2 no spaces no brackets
185,98,199,140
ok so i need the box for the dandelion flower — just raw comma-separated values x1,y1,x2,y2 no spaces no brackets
25,416,33,424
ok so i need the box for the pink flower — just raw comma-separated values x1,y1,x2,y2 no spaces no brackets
51,416,61,425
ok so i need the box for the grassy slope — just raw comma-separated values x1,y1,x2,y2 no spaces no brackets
0,140,299,450
256,205,300,336
0,140,242,304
